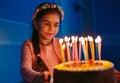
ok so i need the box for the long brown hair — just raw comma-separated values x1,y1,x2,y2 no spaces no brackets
31,2,63,70
32,2,63,55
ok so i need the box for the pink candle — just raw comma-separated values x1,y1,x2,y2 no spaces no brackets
79,37,82,61
74,36,78,61
64,36,71,62
71,36,75,61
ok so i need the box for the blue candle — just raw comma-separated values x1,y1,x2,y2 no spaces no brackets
95,43,98,60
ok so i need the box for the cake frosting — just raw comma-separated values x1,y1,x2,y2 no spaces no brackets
54,60,114,71
53,60,117,83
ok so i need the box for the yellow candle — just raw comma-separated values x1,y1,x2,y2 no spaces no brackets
91,40,95,62
98,42,101,60
85,37,89,61
59,38,65,62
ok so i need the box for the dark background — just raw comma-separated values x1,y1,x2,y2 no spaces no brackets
0,0,120,83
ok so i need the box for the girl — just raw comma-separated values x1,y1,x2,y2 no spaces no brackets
20,2,64,83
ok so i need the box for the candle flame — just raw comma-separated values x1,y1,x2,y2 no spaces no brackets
71,36,75,42
95,36,101,43
75,36,78,42
88,36,93,42
59,38,63,44
85,37,88,41
64,36,70,42
79,37,85,45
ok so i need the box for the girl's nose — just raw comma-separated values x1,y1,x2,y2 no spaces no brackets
49,25,54,31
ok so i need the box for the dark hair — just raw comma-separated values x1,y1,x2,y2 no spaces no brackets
31,2,63,70
31,2,63,55
33,2,63,23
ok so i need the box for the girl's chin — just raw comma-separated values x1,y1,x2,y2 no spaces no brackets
45,36,54,40
47,35,54,39
40,35,54,40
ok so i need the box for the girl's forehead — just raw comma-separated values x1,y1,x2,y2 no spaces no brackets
39,13,60,22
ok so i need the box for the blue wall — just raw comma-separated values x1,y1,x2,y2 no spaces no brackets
0,0,58,24
60,0,83,36
0,19,32,83
93,0,120,70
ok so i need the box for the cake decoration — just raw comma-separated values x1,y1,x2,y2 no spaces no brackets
53,35,117,83
59,35,102,65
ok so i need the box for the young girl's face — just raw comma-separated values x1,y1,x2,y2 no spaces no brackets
37,13,60,41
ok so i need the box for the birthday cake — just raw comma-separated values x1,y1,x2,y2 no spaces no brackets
53,36,117,83
53,60,117,83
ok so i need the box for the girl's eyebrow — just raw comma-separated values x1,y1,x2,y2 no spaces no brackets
42,19,49,22
42,19,60,24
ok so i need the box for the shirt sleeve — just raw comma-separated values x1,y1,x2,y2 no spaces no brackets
20,40,42,83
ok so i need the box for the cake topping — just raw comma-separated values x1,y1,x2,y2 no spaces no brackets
54,60,114,72
59,35,102,65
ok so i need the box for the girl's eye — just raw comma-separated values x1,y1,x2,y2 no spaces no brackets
54,25,59,27
44,23,49,25
54,24,59,27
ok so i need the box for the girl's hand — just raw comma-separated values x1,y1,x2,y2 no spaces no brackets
32,71,51,83
43,71,51,81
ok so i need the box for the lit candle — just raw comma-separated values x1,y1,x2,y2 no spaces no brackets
64,36,71,62
74,36,78,61
95,36,102,62
79,37,82,61
95,38,98,60
69,43,73,61
71,36,75,61
79,37,87,64
88,36,95,64
95,43,98,60
85,37,89,61
59,38,65,62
